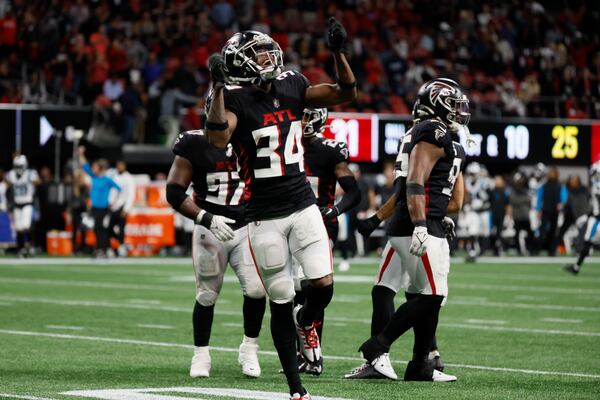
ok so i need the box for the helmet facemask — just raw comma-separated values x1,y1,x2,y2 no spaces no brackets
302,108,328,137
224,32,283,85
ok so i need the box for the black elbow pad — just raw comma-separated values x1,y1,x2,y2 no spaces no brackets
166,183,188,210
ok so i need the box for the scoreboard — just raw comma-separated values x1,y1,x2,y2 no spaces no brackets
327,112,599,167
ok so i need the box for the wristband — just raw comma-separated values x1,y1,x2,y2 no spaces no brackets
205,120,229,131
196,210,214,228
368,213,382,224
406,182,425,196
414,220,426,228
337,80,357,89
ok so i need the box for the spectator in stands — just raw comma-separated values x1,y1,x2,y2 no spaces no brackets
508,172,534,255
78,146,121,258
536,167,567,256
108,160,136,257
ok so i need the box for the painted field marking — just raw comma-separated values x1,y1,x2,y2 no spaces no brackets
464,319,507,325
1,329,599,380
0,277,188,292
2,296,599,337
46,325,85,331
450,298,600,313
0,301,12,306
2,273,599,298
62,387,352,400
137,324,175,330
541,318,583,324
221,322,243,328
3,255,600,266
0,394,55,400
129,299,162,305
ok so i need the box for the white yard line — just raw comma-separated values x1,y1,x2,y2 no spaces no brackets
451,283,600,296
2,255,600,266
0,277,188,292
2,295,599,337
464,319,507,325
450,298,600,313
45,325,85,331
541,318,583,324
0,394,55,400
0,329,598,380
5,274,594,299
440,323,600,337
221,322,243,328
137,324,175,330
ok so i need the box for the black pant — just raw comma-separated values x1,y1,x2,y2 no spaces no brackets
514,219,534,254
92,207,110,252
109,208,126,244
541,210,559,256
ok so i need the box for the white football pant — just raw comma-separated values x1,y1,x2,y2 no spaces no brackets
192,225,266,307
248,204,332,304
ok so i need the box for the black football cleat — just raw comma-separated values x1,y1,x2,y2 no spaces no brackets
563,264,580,275
404,360,456,382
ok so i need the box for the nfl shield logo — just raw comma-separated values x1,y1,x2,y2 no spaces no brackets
273,98,280,108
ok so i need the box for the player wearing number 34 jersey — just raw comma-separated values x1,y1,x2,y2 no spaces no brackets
205,20,357,400
166,130,267,380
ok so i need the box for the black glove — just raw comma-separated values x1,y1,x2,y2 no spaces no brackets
208,54,227,86
320,206,339,219
442,216,456,240
326,17,347,52
357,214,381,237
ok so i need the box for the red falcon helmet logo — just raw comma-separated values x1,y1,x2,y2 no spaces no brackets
428,81,454,111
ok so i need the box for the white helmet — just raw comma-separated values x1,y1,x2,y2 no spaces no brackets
465,162,481,176
13,155,28,171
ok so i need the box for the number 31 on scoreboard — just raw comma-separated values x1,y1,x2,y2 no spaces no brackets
551,125,578,159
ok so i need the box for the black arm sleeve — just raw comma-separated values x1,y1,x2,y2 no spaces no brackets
334,175,361,214
166,183,188,210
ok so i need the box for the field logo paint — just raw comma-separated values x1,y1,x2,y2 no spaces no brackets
62,387,353,400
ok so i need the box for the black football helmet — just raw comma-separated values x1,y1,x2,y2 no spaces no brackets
222,31,283,85
412,78,470,132
302,108,328,137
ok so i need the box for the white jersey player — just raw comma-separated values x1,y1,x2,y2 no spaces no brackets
6,155,40,256
564,161,600,274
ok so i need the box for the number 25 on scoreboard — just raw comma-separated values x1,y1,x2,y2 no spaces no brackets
551,125,578,159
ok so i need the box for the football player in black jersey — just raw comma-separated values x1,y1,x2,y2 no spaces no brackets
291,107,361,375
205,18,356,400
166,130,267,379
345,78,469,382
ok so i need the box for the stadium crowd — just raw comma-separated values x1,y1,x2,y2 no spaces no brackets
0,0,599,144
0,156,592,261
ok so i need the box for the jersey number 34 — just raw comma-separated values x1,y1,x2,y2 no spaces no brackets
251,120,304,178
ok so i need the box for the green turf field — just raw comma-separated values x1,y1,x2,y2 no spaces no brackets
0,257,599,399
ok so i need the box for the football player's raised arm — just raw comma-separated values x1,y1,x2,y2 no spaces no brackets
332,161,361,215
447,172,464,214
166,156,200,221
305,18,357,108
406,142,445,224
205,86,238,149
305,53,357,108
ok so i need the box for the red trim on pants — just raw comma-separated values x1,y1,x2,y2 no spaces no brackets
377,245,395,284
247,227,268,294
421,253,437,295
